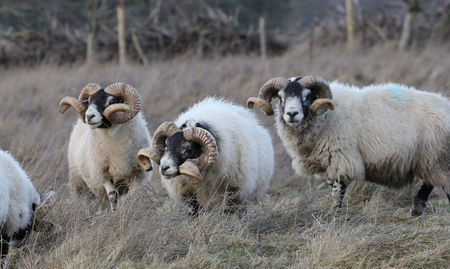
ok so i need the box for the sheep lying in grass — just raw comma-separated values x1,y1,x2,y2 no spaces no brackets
0,150,58,268
138,97,274,216
248,75,450,216
59,83,152,211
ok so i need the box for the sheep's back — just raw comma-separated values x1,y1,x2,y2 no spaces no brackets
331,82,450,187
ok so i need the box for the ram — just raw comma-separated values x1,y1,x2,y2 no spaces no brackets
138,97,274,216
0,150,58,268
59,83,153,211
248,75,450,216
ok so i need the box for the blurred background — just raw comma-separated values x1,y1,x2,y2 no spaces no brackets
0,0,449,65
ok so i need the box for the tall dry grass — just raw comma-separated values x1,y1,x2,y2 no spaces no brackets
0,42,449,268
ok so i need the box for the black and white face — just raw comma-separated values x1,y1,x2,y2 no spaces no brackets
83,89,124,128
159,132,203,179
278,81,314,127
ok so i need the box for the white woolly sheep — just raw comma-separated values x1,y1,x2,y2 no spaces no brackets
248,75,450,216
59,83,153,211
137,97,274,216
0,149,58,268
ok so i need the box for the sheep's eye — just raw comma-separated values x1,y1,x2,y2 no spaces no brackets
182,144,193,155
82,100,89,106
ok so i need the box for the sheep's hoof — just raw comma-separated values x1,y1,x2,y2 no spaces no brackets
410,209,424,217
52,223,63,233
410,200,426,217
188,209,199,219
410,206,425,217
324,206,341,218
1,258,8,269
108,191,119,212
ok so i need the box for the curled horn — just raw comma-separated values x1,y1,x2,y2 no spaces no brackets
247,77,289,116
79,83,102,102
137,122,181,170
103,83,142,123
179,160,202,185
179,127,218,184
298,76,335,115
152,122,181,154
137,148,157,171
59,83,101,122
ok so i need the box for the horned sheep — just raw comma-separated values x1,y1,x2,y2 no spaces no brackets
0,150,58,268
248,75,450,216
138,97,274,216
59,83,153,211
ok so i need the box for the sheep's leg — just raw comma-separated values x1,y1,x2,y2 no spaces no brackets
128,167,147,197
410,183,434,217
103,181,119,212
0,233,10,269
327,179,347,215
184,193,199,218
115,180,130,208
224,187,246,217
70,171,87,196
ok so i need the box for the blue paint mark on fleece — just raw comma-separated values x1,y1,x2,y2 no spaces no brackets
386,83,406,101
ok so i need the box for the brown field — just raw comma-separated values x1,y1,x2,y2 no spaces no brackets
0,42,449,268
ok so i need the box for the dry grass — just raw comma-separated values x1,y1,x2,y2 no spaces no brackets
0,42,449,268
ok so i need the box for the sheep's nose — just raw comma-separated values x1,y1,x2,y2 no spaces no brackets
287,111,299,118
86,114,95,122
161,165,170,172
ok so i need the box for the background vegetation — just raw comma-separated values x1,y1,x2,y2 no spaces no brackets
0,0,449,64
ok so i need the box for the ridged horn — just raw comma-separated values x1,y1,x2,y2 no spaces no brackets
179,127,218,183
179,160,202,185
59,96,86,116
298,75,332,99
309,98,335,115
247,77,289,116
59,83,101,122
103,104,132,123
298,75,335,115
79,83,102,101
103,83,142,123
138,122,182,167
152,122,182,151
137,148,157,171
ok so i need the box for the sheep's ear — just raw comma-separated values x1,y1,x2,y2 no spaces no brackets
310,99,335,116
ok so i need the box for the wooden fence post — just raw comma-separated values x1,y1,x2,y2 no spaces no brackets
346,0,354,52
86,0,100,64
259,17,267,60
117,0,126,65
